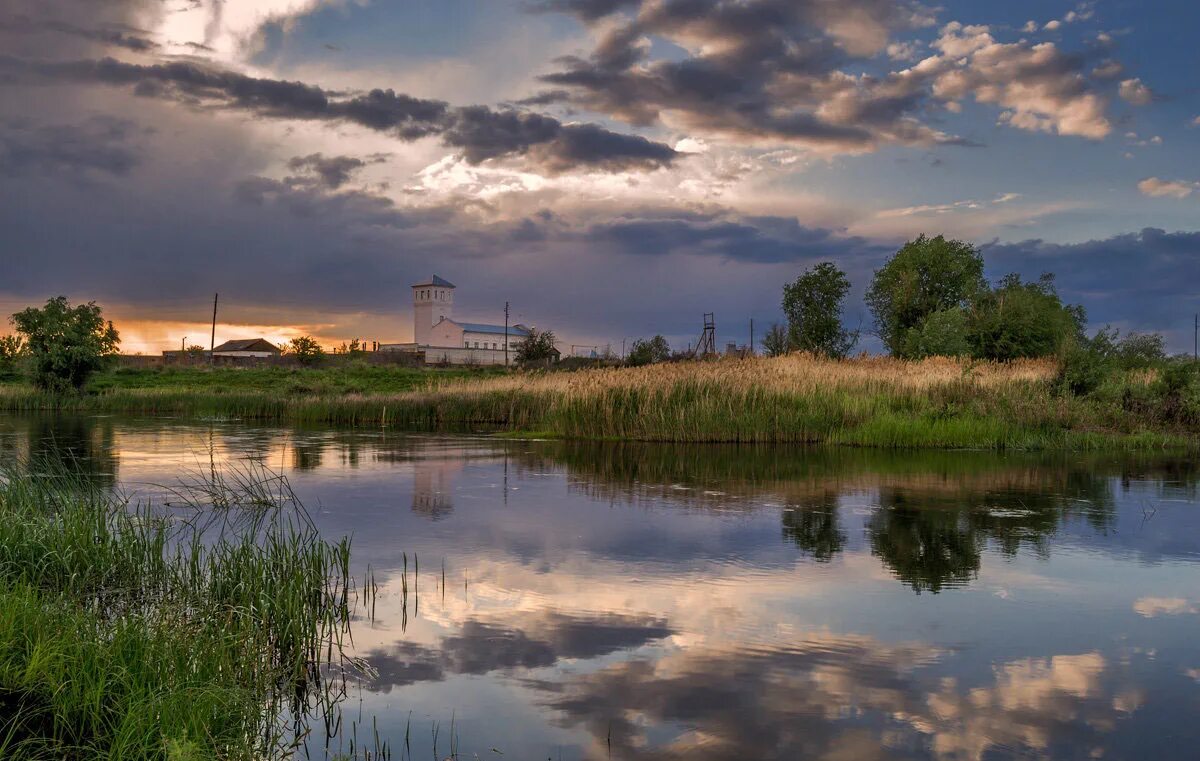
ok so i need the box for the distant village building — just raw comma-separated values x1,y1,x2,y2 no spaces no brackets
380,276,550,365
211,338,281,358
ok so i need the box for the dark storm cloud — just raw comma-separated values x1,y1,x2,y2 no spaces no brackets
585,211,891,263
0,15,158,52
2,55,678,174
286,152,385,189
362,612,672,693
534,0,1123,149
983,229,1200,340
535,0,956,150
524,0,640,22
0,116,142,176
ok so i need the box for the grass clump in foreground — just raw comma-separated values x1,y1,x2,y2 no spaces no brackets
1,354,1197,449
0,459,369,760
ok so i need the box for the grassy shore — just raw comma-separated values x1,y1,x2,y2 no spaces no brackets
0,460,366,759
1,355,1196,449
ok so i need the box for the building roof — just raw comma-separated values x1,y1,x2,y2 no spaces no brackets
212,338,280,353
411,275,455,288
455,322,531,337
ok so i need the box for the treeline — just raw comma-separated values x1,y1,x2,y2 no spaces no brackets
766,234,1161,365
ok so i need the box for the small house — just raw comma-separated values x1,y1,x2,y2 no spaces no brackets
211,338,281,358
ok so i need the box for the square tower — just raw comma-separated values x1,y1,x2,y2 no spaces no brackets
412,275,455,346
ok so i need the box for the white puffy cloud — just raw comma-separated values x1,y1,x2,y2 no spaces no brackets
1137,178,1197,199
1118,78,1153,106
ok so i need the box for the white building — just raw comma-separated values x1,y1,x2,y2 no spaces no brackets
381,276,542,365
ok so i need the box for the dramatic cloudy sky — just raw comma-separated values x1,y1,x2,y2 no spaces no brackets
1,0,1198,353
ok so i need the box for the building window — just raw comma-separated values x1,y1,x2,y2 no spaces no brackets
464,341,469,348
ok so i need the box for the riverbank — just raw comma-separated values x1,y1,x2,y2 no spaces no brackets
0,460,365,759
1,355,1195,450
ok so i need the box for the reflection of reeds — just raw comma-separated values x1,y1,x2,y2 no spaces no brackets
1,354,1188,449
0,458,374,759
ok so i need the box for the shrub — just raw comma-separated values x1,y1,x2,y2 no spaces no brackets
1054,331,1113,397
761,323,789,357
0,334,25,372
289,336,324,366
515,328,559,364
967,273,1085,361
901,308,971,359
627,335,671,366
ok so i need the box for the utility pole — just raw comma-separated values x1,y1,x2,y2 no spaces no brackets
181,336,186,353
750,318,754,356
209,293,218,364
504,301,510,366
1194,313,1197,360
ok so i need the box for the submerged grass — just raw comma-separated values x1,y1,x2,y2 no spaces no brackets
0,458,368,760
1,355,1195,449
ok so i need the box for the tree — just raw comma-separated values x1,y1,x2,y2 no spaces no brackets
10,296,120,391
184,344,207,358
289,335,324,366
866,235,985,356
781,262,858,358
515,328,558,363
627,335,671,366
0,334,25,372
967,273,1084,361
761,323,790,357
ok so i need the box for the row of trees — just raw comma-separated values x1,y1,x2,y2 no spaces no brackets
765,234,1143,364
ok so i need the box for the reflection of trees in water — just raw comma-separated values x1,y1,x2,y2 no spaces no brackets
291,439,324,471
533,440,1143,593
780,492,845,562
2,414,119,487
867,479,1117,594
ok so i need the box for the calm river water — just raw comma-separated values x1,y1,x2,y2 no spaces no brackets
3,413,1200,760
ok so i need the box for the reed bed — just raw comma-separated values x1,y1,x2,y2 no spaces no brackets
0,459,371,760
0,354,1191,449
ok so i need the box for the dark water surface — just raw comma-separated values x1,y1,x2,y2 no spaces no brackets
3,413,1200,760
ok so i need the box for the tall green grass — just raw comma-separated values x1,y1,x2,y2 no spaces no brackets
0,459,369,760
1,354,1195,450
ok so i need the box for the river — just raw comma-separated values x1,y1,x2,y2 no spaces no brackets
2,412,1199,760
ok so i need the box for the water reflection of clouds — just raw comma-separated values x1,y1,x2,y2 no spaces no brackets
363,610,673,693
529,642,1149,761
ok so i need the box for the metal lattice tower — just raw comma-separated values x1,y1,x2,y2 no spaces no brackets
694,313,716,357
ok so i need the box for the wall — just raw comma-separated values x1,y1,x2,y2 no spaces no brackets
462,330,521,352
153,352,425,369
427,319,465,348
423,347,512,366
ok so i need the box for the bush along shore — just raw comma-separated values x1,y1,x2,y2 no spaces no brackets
0,458,374,759
2,354,1197,450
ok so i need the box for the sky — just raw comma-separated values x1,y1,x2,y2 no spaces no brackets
1,0,1198,354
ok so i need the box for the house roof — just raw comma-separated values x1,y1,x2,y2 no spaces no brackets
411,275,455,288
212,338,279,352
455,322,531,337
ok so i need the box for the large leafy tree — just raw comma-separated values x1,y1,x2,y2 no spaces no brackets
781,262,858,358
866,235,985,356
967,273,1085,361
10,296,120,391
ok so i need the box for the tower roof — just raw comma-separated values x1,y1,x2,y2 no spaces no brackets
411,275,455,288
